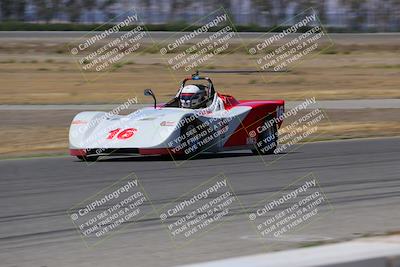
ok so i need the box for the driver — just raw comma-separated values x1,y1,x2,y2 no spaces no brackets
179,84,207,109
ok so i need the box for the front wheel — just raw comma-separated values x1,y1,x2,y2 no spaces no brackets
252,116,278,155
77,155,99,162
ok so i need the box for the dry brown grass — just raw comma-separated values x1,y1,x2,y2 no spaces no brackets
0,49,399,104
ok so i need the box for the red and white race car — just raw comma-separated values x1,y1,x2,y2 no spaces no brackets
69,72,284,161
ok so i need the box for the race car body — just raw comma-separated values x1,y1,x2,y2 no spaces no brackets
69,73,284,161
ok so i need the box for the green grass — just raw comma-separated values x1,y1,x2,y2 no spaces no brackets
248,79,258,84
320,48,338,54
111,62,125,71
0,59,16,63
375,64,400,69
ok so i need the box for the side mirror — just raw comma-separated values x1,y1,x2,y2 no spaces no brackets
144,89,157,109
144,89,153,96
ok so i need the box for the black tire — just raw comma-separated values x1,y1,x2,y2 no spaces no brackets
77,155,99,162
180,119,205,159
252,115,278,155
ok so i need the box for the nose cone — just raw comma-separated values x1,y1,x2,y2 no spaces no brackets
70,107,189,150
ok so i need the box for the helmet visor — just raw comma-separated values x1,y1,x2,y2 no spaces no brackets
181,93,196,101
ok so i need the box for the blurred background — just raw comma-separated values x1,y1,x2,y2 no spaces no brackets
0,0,400,31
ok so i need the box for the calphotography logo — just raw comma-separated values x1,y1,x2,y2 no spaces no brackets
68,8,152,81
153,104,244,166
248,173,334,247
69,96,150,165
68,173,155,247
158,7,239,73
247,7,334,82
157,173,244,247
245,97,333,166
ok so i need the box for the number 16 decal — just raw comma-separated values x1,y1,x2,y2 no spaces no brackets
107,128,137,140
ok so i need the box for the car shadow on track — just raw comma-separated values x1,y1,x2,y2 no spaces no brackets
93,151,291,162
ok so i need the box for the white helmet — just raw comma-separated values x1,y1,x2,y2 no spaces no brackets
180,85,206,108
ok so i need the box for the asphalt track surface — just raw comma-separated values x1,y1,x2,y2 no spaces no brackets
1,137,400,267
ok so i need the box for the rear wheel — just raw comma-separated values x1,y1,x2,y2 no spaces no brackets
252,115,278,155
